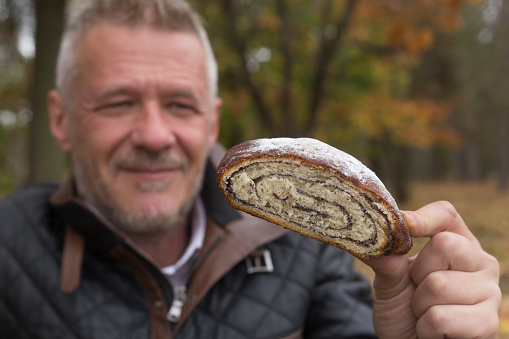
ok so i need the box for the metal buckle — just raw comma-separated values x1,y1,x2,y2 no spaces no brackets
245,248,274,274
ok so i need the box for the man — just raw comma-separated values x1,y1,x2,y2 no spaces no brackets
0,0,501,338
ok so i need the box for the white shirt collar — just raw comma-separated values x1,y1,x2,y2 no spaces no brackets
161,197,206,287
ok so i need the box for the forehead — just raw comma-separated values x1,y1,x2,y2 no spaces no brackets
75,23,207,83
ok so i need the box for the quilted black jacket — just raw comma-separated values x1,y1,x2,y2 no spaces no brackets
1,154,377,339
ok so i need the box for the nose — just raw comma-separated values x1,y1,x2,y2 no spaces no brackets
130,103,176,152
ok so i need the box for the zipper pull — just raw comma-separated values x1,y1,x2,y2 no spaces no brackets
167,286,187,323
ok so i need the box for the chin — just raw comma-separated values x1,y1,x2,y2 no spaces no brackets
136,180,171,192
113,205,183,234
112,197,193,235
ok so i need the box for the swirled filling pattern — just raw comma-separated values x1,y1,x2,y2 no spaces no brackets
226,160,392,254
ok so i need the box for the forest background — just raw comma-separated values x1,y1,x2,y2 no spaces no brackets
1,0,508,198
2,0,509,336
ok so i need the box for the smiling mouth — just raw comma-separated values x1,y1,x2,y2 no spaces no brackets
114,151,188,178
118,167,178,192
118,166,182,178
136,179,170,192
123,166,179,173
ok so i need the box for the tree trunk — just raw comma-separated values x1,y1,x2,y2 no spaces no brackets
28,0,66,185
303,0,357,136
9,130,28,190
392,145,410,202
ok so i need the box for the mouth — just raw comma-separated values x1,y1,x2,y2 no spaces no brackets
119,165,181,178
114,151,188,182
117,165,186,192
122,165,178,172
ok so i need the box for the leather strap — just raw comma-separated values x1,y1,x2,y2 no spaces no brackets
110,245,173,338
60,226,85,294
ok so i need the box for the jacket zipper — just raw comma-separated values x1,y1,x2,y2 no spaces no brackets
167,233,225,324
167,285,187,323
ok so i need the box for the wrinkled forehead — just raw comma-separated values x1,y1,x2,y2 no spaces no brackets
76,23,207,73
70,24,210,111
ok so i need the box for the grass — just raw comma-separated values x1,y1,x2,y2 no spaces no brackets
355,180,509,338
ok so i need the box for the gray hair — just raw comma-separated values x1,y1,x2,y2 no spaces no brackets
56,0,218,109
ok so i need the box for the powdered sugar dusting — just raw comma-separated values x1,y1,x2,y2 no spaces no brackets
246,137,397,206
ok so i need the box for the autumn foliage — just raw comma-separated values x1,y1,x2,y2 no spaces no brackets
193,0,480,155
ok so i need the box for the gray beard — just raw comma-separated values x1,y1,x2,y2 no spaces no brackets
76,172,204,236
108,192,196,235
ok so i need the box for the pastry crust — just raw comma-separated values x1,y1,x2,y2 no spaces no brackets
216,137,412,258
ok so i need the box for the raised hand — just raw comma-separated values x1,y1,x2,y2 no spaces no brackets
362,201,501,339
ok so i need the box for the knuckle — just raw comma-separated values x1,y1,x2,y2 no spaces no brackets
436,200,458,219
432,231,461,254
487,281,502,298
424,305,450,333
425,272,449,299
476,251,501,281
484,252,501,275
487,283,503,305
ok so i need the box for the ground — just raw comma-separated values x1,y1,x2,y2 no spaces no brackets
355,180,509,338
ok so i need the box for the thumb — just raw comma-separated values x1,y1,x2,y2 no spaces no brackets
362,254,419,339
360,254,413,300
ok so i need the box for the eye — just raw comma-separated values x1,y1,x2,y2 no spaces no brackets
107,101,134,109
94,100,135,115
166,101,198,115
170,102,190,109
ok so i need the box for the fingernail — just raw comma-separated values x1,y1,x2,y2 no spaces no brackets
401,210,416,229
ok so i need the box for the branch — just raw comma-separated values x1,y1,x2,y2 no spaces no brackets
303,0,358,135
222,0,275,135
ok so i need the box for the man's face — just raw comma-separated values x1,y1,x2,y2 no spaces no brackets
49,24,221,234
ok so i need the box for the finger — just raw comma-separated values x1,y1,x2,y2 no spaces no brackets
359,255,412,300
411,270,501,318
416,301,500,339
409,231,497,285
402,201,477,242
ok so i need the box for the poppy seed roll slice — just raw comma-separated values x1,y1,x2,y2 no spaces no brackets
216,137,412,259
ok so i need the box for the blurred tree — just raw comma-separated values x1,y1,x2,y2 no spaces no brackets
28,0,66,185
413,0,508,190
0,0,32,193
409,1,506,185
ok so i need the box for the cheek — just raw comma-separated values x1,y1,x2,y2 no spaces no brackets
70,116,128,171
177,121,215,161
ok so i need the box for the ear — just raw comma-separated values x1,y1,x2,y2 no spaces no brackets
48,90,71,152
208,97,222,146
